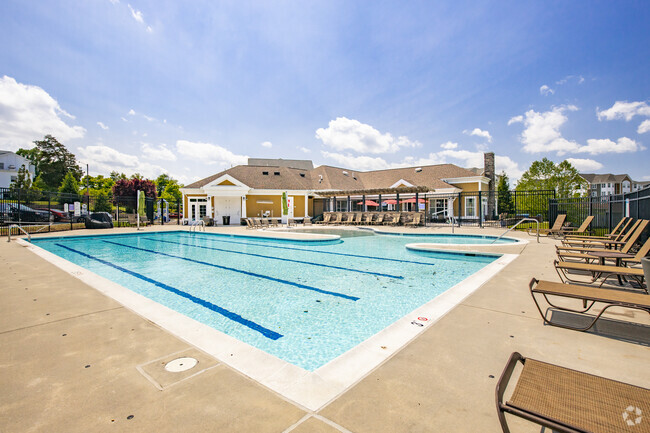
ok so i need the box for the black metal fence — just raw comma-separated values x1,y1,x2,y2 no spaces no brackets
550,187,650,235
0,187,182,235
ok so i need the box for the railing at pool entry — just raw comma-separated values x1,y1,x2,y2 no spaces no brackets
6,224,31,242
188,220,205,232
492,217,539,243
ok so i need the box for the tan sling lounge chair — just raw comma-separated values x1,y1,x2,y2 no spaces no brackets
405,213,421,227
558,233,650,265
557,215,594,238
554,259,646,290
372,213,385,225
529,278,650,331
329,213,342,224
530,214,566,237
316,213,332,224
563,219,642,248
383,213,401,226
558,220,648,253
563,216,629,241
496,351,650,433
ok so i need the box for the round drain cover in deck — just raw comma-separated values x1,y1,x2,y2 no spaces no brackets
164,357,198,372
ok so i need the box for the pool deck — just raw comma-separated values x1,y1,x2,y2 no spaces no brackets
1,224,649,432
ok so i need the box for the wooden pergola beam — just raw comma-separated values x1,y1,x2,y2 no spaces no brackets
315,186,429,197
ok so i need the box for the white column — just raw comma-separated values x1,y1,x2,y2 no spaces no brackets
206,196,212,219
304,194,309,217
241,196,247,219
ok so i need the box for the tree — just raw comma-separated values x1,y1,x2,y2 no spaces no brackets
161,179,183,203
10,164,32,191
516,158,582,197
110,171,127,182
21,135,83,190
93,192,112,212
112,178,157,199
59,172,80,195
155,174,171,196
497,171,514,215
81,174,115,196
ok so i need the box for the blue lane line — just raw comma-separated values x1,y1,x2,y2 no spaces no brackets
180,233,437,266
102,240,360,301
143,237,403,280
56,243,283,340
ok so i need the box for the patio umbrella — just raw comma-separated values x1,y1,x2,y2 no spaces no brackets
400,198,426,204
382,199,398,205
357,200,380,206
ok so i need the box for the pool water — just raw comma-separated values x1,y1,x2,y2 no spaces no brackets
32,231,498,371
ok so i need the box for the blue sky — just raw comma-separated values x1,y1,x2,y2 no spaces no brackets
1,0,648,185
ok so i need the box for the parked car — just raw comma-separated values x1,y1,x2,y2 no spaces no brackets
48,208,67,222
9,204,51,222
0,203,13,224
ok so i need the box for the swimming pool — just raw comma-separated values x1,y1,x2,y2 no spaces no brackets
32,231,499,371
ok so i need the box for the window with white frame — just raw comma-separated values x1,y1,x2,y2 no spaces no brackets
464,196,476,217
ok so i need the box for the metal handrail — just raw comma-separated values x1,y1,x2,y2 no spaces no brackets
188,220,205,232
492,217,539,243
448,216,458,233
7,224,31,242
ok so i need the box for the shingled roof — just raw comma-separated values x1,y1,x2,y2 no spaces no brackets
185,162,484,192
580,173,631,184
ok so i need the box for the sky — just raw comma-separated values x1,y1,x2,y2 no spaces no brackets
0,0,649,185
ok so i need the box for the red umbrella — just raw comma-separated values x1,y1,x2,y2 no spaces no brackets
357,200,379,206
400,198,426,204
382,199,398,205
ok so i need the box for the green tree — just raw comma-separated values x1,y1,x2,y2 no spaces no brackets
155,173,171,196
10,164,32,191
23,135,83,190
161,179,183,203
110,171,127,182
517,158,582,197
496,171,514,215
59,172,80,196
93,192,112,212
32,174,47,191
81,174,115,196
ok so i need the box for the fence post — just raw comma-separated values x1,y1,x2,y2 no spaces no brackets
17,187,22,224
636,191,640,219
48,192,51,232
476,191,483,228
608,197,612,232
457,193,462,226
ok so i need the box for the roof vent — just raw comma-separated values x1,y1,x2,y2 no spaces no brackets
319,175,323,183
342,171,349,176
262,171,269,175
299,173,305,177
415,167,422,173
274,171,280,176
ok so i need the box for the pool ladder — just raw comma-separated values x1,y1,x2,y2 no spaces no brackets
6,224,31,242
492,217,539,243
188,220,205,232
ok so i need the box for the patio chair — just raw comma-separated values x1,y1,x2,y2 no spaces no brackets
260,218,270,228
528,278,650,331
563,217,629,241
352,212,363,225
405,213,421,227
558,220,647,252
563,219,641,248
554,259,646,290
372,213,385,225
496,351,650,433
328,212,342,224
303,216,312,226
245,218,254,229
383,213,400,226
529,214,566,237
316,213,332,225
361,213,373,225
252,217,262,229
556,215,594,238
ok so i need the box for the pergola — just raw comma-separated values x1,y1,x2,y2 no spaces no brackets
316,186,430,213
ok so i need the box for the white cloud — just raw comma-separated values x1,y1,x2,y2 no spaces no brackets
77,144,166,179
176,140,248,167
495,155,524,180
108,0,119,4
141,142,177,161
555,75,584,85
566,158,603,171
0,75,85,151
507,115,523,125
440,141,458,150
540,85,554,96
298,146,311,153
97,121,109,130
121,116,128,122
512,105,580,155
597,101,650,121
261,141,272,148
463,128,492,143
637,119,650,134
315,117,421,154
321,151,391,171
128,4,143,22
128,109,136,115
576,137,642,155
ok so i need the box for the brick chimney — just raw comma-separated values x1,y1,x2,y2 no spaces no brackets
484,152,496,218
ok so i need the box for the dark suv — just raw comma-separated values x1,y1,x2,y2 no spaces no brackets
9,204,51,222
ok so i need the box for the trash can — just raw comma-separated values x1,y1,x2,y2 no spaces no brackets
222,215,230,225
642,257,650,283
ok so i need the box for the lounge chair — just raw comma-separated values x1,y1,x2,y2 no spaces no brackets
372,213,385,225
405,213,421,227
383,213,400,226
245,218,254,229
563,217,629,241
316,213,332,225
251,217,262,229
329,213,342,224
303,216,312,226
563,219,642,247
496,351,650,433
352,212,363,225
558,220,647,252
556,215,594,238
557,230,650,265
528,278,650,331
260,218,270,228
529,214,566,237
554,259,646,290
361,213,373,225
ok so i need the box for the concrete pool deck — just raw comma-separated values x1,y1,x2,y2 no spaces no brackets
1,224,649,432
